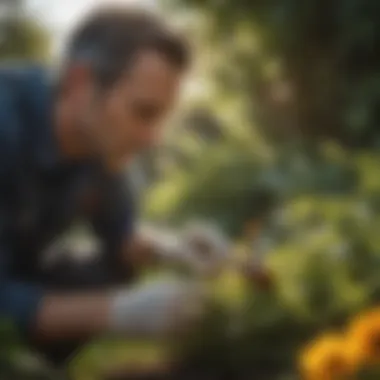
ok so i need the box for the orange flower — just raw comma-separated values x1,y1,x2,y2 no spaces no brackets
299,332,355,380
346,308,380,367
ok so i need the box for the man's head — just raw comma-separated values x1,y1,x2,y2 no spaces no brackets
58,6,190,171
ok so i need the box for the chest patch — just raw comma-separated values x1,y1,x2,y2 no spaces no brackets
39,219,103,270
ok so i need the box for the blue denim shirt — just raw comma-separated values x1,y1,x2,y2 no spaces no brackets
0,64,135,336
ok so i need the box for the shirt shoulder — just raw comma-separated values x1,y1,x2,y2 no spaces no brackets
0,64,51,174
0,68,24,173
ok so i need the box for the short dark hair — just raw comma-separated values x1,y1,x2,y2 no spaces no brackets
65,6,190,88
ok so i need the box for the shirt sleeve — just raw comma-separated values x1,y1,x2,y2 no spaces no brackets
122,178,137,239
91,172,137,282
0,78,45,334
0,249,45,333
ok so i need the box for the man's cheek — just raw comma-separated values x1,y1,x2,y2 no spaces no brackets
105,112,127,146
141,125,162,148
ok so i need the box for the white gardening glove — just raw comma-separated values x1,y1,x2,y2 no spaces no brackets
108,278,206,338
138,223,207,273
181,220,232,276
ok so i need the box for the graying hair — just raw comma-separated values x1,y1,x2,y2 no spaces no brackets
61,6,190,89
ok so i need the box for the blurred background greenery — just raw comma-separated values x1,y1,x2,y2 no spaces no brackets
1,0,380,379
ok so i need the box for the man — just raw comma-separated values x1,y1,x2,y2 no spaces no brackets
0,6,228,366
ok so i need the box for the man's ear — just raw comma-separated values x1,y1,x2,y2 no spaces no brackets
61,63,94,99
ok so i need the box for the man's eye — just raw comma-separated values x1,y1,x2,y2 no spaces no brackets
134,104,161,121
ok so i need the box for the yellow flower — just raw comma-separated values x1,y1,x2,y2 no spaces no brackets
346,308,380,367
299,332,355,380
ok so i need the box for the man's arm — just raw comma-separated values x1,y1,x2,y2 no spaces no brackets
33,292,111,341
0,260,111,341
0,168,197,344
1,257,202,342
0,217,111,342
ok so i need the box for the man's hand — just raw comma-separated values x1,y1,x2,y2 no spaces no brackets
109,278,206,337
181,221,231,276
131,222,231,277
34,278,206,342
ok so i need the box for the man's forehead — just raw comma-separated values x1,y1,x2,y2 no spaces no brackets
125,50,182,89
